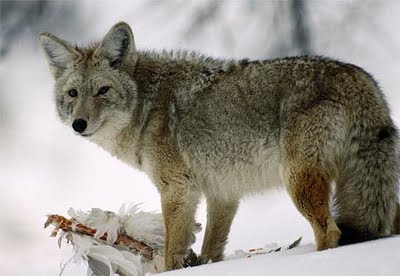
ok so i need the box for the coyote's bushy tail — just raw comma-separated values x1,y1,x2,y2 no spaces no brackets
335,123,400,245
394,202,400,234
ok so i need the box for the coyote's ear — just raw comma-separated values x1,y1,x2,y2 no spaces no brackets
95,22,136,68
38,33,80,79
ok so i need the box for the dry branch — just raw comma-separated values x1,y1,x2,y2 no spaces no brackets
44,214,154,260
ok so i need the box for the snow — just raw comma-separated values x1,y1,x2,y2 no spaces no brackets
160,237,400,276
1,1,400,276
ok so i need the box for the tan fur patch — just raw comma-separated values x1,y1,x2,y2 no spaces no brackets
285,166,341,250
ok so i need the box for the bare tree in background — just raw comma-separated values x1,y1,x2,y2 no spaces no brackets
0,0,77,58
290,0,311,55
177,0,313,58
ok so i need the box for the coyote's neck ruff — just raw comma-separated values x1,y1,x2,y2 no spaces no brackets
39,22,400,271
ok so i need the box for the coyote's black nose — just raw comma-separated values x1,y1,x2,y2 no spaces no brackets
72,119,87,133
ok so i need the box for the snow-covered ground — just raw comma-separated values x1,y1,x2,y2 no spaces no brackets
1,1,400,276
161,237,400,276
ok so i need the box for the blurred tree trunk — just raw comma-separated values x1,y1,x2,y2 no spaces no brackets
0,0,77,58
290,0,311,55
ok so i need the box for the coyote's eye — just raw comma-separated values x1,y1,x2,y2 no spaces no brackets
68,89,78,97
97,86,110,95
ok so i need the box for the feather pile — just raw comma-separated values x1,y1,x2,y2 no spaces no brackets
45,204,200,276
45,204,301,276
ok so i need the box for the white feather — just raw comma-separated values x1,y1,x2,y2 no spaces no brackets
119,203,164,250
59,204,187,275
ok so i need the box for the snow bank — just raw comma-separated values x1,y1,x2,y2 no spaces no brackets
160,237,400,276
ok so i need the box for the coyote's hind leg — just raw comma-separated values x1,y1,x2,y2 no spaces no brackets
284,166,341,250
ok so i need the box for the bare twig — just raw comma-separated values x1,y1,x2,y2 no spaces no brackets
44,214,154,260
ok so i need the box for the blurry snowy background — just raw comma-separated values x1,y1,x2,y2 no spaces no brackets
1,0,400,275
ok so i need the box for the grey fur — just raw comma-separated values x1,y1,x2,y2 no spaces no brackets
39,22,400,271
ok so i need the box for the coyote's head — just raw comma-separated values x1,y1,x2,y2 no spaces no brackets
38,22,137,138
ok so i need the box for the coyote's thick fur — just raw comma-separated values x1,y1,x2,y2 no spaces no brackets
39,22,400,271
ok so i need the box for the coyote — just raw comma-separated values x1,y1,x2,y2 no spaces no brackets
39,22,400,270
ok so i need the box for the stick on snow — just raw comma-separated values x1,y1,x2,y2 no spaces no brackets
44,214,154,260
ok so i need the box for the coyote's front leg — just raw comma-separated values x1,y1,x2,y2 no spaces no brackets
159,173,200,271
200,197,239,263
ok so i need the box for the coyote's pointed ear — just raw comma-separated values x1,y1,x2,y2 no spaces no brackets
95,22,136,68
38,33,80,79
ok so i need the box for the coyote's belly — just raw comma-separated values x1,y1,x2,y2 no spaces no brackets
194,146,283,199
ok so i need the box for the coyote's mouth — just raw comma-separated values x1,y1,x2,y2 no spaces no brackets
73,131,93,138
79,119,107,138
